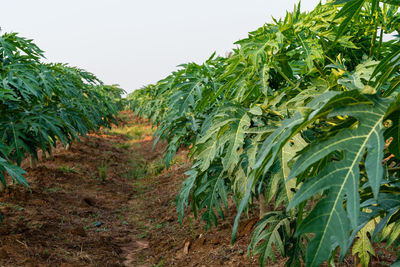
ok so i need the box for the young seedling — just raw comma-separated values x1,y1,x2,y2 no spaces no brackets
98,160,108,182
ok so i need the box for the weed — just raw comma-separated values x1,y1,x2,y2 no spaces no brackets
125,159,147,180
59,216,66,226
89,212,100,219
148,160,165,176
137,232,147,239
98,160,108,182
132,181,147,194
95,227,108,232
104,124,153,140
169,198,176,206
42,249,49,257
154,258,164,267
137,254,146,265
44,187,63,193
114,142,130,150
118,113,130,122
155,222,168,229
57,165,77,173
170,154,186,166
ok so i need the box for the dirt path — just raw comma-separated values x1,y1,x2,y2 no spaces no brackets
0,112,262,267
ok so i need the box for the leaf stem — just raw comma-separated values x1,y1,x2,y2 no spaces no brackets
369,0,379,58
296,200,306,227
273,63,296,87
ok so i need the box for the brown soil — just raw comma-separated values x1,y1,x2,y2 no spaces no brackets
0,112,262,267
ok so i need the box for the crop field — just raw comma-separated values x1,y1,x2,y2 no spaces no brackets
1,0,400,266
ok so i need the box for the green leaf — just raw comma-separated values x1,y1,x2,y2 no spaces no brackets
287,96,392,266
0,157,27,187
338,59,378,91
196,171,230,229
334,0,365,43
266,134,308,207
386,222,400,247
176,168,198,225
248,211,291,265
195,104,250,172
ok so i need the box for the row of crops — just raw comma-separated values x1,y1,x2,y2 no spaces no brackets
0,30,124,188
127,0,400,266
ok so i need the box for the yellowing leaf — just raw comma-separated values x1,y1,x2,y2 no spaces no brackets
352,219,376,267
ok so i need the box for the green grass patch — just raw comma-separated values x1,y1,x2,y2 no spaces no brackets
148,159,165,176
57,165,78,173
124,159,148,180
132,180,147,194
104,124,153,140
117,113,130,122
43,187,63,193
0,202,25,211
113,142,130,150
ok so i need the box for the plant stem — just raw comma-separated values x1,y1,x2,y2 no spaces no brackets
273,63,296,87
377,27,384,58
369,0,379,58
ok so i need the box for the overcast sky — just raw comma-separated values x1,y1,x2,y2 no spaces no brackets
1,0,318,94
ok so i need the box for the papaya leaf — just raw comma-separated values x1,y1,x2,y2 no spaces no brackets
352,219,376,267
195,104,250,173
176,167,198,225
287,96,392,266
248,211,291,265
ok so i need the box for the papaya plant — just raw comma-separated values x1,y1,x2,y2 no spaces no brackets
0,29,124,187
129,0,400,265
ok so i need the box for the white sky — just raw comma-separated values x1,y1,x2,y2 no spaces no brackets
1,0,319,94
